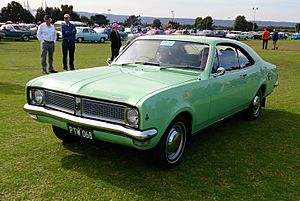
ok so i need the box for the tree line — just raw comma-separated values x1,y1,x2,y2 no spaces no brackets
1,1,299,33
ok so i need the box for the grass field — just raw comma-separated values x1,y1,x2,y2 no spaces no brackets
0,39,299,200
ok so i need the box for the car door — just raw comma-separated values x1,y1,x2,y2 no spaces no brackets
236,48,261,106
208,44,250,122
82,28,89,40
89,29,99,41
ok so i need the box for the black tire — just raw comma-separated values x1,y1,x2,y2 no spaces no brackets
77,37,83,43
244,89,263,120
22,35,29,41
154,116,188,170
52,126,79,142
100,37,105,43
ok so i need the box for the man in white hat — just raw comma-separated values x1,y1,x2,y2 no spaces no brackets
37,15,58,74
61,13,77,71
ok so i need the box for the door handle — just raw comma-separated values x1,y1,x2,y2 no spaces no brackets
240,74,247,77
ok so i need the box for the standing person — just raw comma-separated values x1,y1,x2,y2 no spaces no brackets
110,23,122,61
262,28,270,50
272,29,279,50
61,14,77,71
37,15,58,74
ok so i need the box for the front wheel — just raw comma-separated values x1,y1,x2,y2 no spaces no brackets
52,126,79,142
77,37,83,43
154,117,188,169
22,35,29,41
244,90,263,120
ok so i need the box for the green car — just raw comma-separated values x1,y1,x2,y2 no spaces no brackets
0,24,32,41
24,35,279,169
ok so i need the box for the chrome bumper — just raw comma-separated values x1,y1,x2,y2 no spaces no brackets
274,80,279,87
24,104,157,141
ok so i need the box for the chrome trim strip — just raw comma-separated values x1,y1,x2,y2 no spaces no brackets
24,104,157,141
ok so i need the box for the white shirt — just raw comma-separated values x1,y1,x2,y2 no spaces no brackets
37,22,57,43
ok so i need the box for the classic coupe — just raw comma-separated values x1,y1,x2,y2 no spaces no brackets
0,24,32,41
24,36,278,169
75,27,108,43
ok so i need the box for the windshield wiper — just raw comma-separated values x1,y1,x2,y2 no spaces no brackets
160,65,202,70
134,61,161,66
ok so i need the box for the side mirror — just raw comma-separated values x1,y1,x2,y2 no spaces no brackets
106,58,112,65
216,67,226,76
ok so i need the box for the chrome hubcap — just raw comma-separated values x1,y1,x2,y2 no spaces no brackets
166,122,186,162
253,95,261,116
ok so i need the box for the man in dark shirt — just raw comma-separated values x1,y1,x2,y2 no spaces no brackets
61,14,77,71
272,29,279,50
110,23,122,61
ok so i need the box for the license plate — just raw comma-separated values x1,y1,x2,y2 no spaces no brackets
68,125,93,140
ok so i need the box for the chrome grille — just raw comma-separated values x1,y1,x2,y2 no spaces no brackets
45,91,75,114
82,98,125,123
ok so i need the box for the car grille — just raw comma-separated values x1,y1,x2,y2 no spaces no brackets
82,99,126,124
43,90,126,124
45,91,75,114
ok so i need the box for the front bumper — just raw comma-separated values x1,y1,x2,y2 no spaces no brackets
24,104,157,141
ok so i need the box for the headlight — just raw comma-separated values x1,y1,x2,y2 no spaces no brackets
126,108,139,128
29,89,45,106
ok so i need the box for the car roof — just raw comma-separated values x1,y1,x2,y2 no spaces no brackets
135,35,262,61
137,35,243,46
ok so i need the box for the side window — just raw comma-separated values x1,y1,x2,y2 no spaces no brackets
217,46,239,71
83,29,88,33
212,50,219,73
237,49,252,68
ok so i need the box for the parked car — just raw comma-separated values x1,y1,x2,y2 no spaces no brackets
253,31,263,40
146,29,165,35
226,31,247,40
75,27,107,43
242,32,254,39
0,31,5,40
291,33,300,40
0,24,32,41
94,27,128,40
24,36,278,169
278,32,288,40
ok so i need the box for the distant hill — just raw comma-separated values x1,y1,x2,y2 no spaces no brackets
78,11,297,28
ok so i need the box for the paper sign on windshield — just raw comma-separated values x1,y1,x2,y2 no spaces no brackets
160,41,175,47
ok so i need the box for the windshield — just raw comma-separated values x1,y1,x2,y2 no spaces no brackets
114,39,210,70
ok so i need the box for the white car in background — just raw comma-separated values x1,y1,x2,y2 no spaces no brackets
242,32,254,39
226,31,247,40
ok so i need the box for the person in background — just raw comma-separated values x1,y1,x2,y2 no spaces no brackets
272,28,279,50
262,28,270,50
110,23,122,61
37,15,58,74
61,14,77,71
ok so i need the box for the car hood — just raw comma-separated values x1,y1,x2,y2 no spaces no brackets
29,66,198,106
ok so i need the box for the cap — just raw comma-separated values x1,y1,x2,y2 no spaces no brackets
112,23,119,29
64,14,70,18
44,15,51,20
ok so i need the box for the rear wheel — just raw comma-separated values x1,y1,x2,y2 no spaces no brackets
100,37,105,43
52,126,79,142
244,89,263,120
154,116,188,169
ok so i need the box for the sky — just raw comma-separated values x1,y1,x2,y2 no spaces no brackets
1,0,299,22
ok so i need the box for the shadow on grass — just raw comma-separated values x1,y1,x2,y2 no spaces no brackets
0,82,24,95
60,109,300,199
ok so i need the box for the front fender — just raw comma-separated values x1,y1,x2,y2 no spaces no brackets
136,80,210,148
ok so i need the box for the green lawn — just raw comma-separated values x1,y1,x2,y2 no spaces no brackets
0,39,299,200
